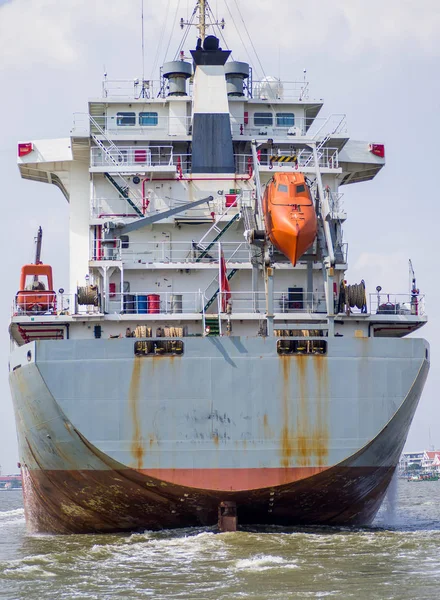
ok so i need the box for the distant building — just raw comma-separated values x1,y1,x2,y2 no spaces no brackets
399,450,440,474
0,475,22,490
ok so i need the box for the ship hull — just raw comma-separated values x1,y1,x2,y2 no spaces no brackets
9,336,429,534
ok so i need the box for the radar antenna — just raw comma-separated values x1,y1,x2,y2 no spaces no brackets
180,0,225,42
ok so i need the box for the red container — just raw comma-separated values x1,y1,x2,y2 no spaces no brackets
225,194,237,207
147,294,160,314
134,149,147,163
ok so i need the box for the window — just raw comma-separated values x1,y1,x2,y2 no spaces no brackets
24,274,49,291
116,112,136,126
276,113,295,127
254,113,273,126
296,184,306,193
139,112,158,126
277,184,288,193
135,340,184,356
277,339,327,355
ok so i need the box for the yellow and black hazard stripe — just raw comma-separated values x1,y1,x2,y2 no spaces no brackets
270,155,298,163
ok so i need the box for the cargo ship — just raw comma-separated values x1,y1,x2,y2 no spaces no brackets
9,1,429,534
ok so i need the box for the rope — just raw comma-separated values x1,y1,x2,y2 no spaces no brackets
77,285,99,306
338,280,367,313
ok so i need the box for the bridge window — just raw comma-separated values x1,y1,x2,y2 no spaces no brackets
116,112,136,126
277,339,327,355
276,113,295,127
135,340,184,356
139,112,158,126
254,113,273,126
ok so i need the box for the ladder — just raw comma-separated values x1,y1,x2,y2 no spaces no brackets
203,269,238,313
104,173,143,217
303,133,331,168
194,211,241,262
89,116,144,216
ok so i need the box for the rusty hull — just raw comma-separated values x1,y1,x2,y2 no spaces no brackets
9,336,429,534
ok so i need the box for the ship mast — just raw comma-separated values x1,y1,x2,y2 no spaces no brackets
197,0,207,41
181,1,224,43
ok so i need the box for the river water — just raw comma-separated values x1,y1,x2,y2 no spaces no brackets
0,480,439,600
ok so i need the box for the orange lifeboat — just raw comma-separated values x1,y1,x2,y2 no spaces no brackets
263,172,317,266
16,227,56,313
16,264,56,313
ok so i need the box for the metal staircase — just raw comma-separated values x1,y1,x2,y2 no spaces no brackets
303,133,331,168
203,268,238,313
104,173,143,217
89,115,143,217
194,208,241,262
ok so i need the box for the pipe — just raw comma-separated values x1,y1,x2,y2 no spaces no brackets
97,214,139,218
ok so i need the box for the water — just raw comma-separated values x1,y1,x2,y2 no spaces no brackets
1,481,440,600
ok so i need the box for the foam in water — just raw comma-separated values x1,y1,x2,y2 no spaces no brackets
235,555,299,571
0,508,25,528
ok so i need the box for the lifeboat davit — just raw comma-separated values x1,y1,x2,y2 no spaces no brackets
263,172,317,266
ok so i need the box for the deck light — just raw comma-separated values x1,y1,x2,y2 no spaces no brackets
18,142,33,157
369,144,385,158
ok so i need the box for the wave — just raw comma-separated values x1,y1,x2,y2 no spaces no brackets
0,508,25,528
235,554,299,571
0,508,24,521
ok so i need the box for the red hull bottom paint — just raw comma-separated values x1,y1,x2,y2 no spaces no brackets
138,467,329,490
22,464,394,534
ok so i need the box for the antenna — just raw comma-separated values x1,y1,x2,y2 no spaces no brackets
141,0,145,83
180,0,225,43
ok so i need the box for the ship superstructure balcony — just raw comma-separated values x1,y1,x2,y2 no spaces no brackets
10,289,427,346
99,78,311,103
88,146,341,176
71,113,347,144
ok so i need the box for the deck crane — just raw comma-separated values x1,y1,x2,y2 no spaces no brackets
409,259,420,315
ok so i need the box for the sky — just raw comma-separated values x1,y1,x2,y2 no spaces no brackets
0,0,439,473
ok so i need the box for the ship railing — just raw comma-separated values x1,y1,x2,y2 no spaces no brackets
202,291,328,315
91,240,250,264
107,291,204,316
90,192,247,219
90,145,177,168
102,79,172,99
368,293,426,317
250,79,309,101
231,114,347,139
99,78,309,101
234,148,339,173
90,148,192,172
72,113,193,137
309,114,347,140
12,292,103,317
73,111,347,142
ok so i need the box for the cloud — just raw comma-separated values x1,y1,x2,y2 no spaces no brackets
1,0,439,74
348,251,411,297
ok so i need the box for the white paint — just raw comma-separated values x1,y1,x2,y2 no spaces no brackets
17,138,72,165
168,99,189,136
192,66,229,115
68,161,90,292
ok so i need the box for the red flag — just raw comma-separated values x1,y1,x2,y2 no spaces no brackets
220,248,231,312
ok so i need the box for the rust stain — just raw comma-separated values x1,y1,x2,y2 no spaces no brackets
280,356,293,468
313,355,330,466
212,433,219,446
128,357,145,469
262,413,274,438
295,354,311,466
